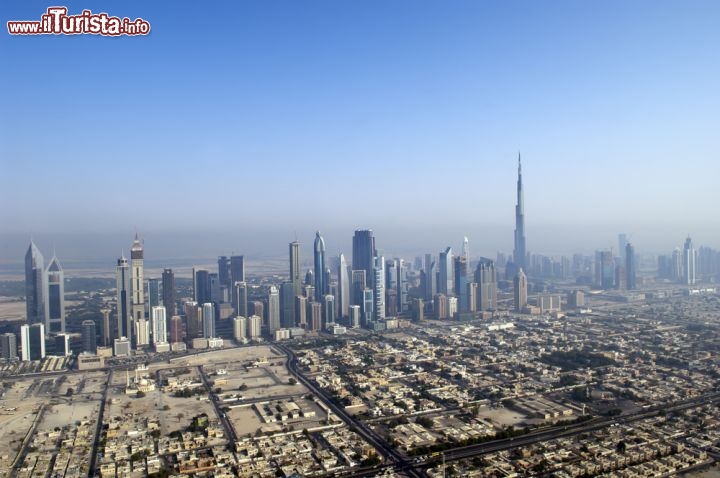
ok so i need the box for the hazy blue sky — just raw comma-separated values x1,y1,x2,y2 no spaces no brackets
1,1,719,264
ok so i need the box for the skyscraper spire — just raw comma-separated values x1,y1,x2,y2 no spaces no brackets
518,151,522,174
514,153,527,271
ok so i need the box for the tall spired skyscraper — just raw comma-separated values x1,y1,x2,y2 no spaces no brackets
130,235,147,346
313,232,326,300
25,241,45,325
513,153,527,272
116,254,132,340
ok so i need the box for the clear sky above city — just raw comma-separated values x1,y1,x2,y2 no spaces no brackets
1,1,719,262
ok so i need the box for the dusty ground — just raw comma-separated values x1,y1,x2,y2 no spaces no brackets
0,371,106,468
105,364,219,438
685,467,720,478
476,405,528,427
0,300,25,322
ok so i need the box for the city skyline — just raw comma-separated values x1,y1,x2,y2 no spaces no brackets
2,1,720,251
3,3,720,474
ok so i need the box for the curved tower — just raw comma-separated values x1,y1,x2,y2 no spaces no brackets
313,232,326,300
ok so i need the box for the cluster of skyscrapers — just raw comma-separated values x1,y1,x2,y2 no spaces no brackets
657,237,702,285
12,156,718,362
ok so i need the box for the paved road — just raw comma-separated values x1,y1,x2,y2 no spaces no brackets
276,344,422,478
87,369,113,478
279,344,720,478
418,391,720,472
197,364,238,445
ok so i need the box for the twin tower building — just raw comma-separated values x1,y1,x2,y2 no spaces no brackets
19,241,67,361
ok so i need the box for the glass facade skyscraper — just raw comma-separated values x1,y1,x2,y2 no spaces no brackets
313,232,326,300
45,255,65,333
352,230,376,291
24,241,45,325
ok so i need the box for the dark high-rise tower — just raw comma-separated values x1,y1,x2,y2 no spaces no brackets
230,255,245,312
162,268,176,316
338,253,350,319
439,247,453,295
24,241,45,325
218,256,231,288
82,320,97,354
353,230,376,290
313,232,326,300
625,243,637,290
230,255,245,285
454,256,468,312
280,281,296,328
193,268,210,305
513,154,527,272
116,254,132,340
289,241,301,295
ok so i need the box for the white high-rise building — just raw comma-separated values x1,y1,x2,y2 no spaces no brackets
462,236,470,261
151,306,167,344
349,305,361,328
233,316,247,342
267,286,280,333
683,236,696,285
247,315,262,339
135,319,150,346
373,256,385,322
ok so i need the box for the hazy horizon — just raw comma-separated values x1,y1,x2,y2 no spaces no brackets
0,223,717,277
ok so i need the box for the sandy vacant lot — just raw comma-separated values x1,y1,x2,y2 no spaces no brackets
476,405,528,427
0,371,106,465
0,300,25,322
105,365,220,438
